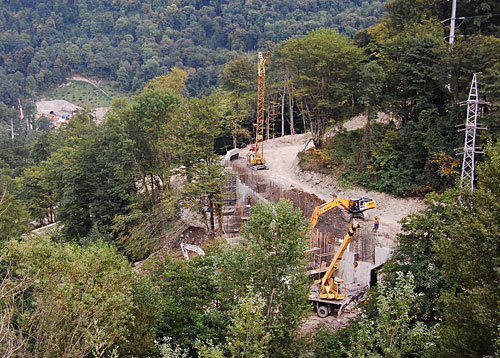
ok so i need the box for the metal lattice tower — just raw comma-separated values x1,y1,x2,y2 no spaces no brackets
459,73,486,191
255,51,269,164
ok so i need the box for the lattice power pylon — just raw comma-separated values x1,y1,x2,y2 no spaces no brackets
459,73,486,191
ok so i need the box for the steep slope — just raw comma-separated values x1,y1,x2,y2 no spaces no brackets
239,129,425,244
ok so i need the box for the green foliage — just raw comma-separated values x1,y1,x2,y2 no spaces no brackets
0,1,386,104
195,339,225,358
276,28,364,148
0,236,135,357
149,200,310,357
151,254,232,355
156,337,189,358
345,272,437,358
41,80,126,109
374,141,500,356
218,199,311,358
437,141,500,357
385,0,499,37
119,276,162,357
227,296,271,358
0,161,30,242
115,87,181,202
297,147,332,174
16,164,56,226
143,67,189,96
313,324,359,358
376,21,449,125
40,112,134,242
318,111,460,197
219,57,255,149
294,6,498,197
113,191,180,261
383,192,453,324
174,93,232,234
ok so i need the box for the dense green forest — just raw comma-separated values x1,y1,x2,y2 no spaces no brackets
0,0,386,103
0,0,499,356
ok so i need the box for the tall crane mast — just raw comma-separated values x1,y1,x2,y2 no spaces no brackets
248,51,270,170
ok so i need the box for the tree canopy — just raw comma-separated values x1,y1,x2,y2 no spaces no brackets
0,0,386,104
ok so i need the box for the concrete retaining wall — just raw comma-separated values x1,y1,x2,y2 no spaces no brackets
226,154,394,286
229,160,377,262
375,246,393,266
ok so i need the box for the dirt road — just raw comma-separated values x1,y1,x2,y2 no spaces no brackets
240,129,425,244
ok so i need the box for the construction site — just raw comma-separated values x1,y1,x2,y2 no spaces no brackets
154,51,427,325
219,132,425,319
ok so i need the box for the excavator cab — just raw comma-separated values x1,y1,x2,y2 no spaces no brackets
348,197,376,214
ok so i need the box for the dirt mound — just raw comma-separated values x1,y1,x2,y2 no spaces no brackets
36,100,82,116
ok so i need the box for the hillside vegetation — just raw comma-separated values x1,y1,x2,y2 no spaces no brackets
0,0,499,356
0,0,385,103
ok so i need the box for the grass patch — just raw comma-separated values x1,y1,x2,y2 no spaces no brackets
40,80,130,109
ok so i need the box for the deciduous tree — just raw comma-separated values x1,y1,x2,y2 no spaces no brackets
1,237,135,357
218,199,310,358
276,29,364,148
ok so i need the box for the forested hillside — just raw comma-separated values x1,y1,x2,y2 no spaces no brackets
0,0,499,356
0,0,385,103
292,0,500,196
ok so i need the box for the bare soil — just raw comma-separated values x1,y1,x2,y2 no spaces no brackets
301,308,361,334
239,130,425,247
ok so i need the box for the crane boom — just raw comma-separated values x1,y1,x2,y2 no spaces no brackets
309,220,363,316
320,220,359,290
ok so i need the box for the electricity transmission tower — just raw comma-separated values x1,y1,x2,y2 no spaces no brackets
458,73,487,191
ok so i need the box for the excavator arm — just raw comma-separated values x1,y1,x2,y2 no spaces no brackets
310,198,351,230
310,197,376,230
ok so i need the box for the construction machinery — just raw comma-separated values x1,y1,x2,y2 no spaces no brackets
248,51,270,170
310,197,376,231
309,220,363,317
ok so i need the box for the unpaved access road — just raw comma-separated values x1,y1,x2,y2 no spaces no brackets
239,129,426,245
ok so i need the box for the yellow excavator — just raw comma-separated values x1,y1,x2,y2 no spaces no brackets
310,220,361,317
310,197,376,231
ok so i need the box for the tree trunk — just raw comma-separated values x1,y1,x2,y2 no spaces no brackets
289,85,295,135
208,195,215,234
216,203,223,236
281,84,286,137
360,106,372,167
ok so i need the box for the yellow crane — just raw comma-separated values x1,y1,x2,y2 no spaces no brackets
248,50,270,170
309,197,376,317
310,220,361,317
310,197,376,231
318,220,359,300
